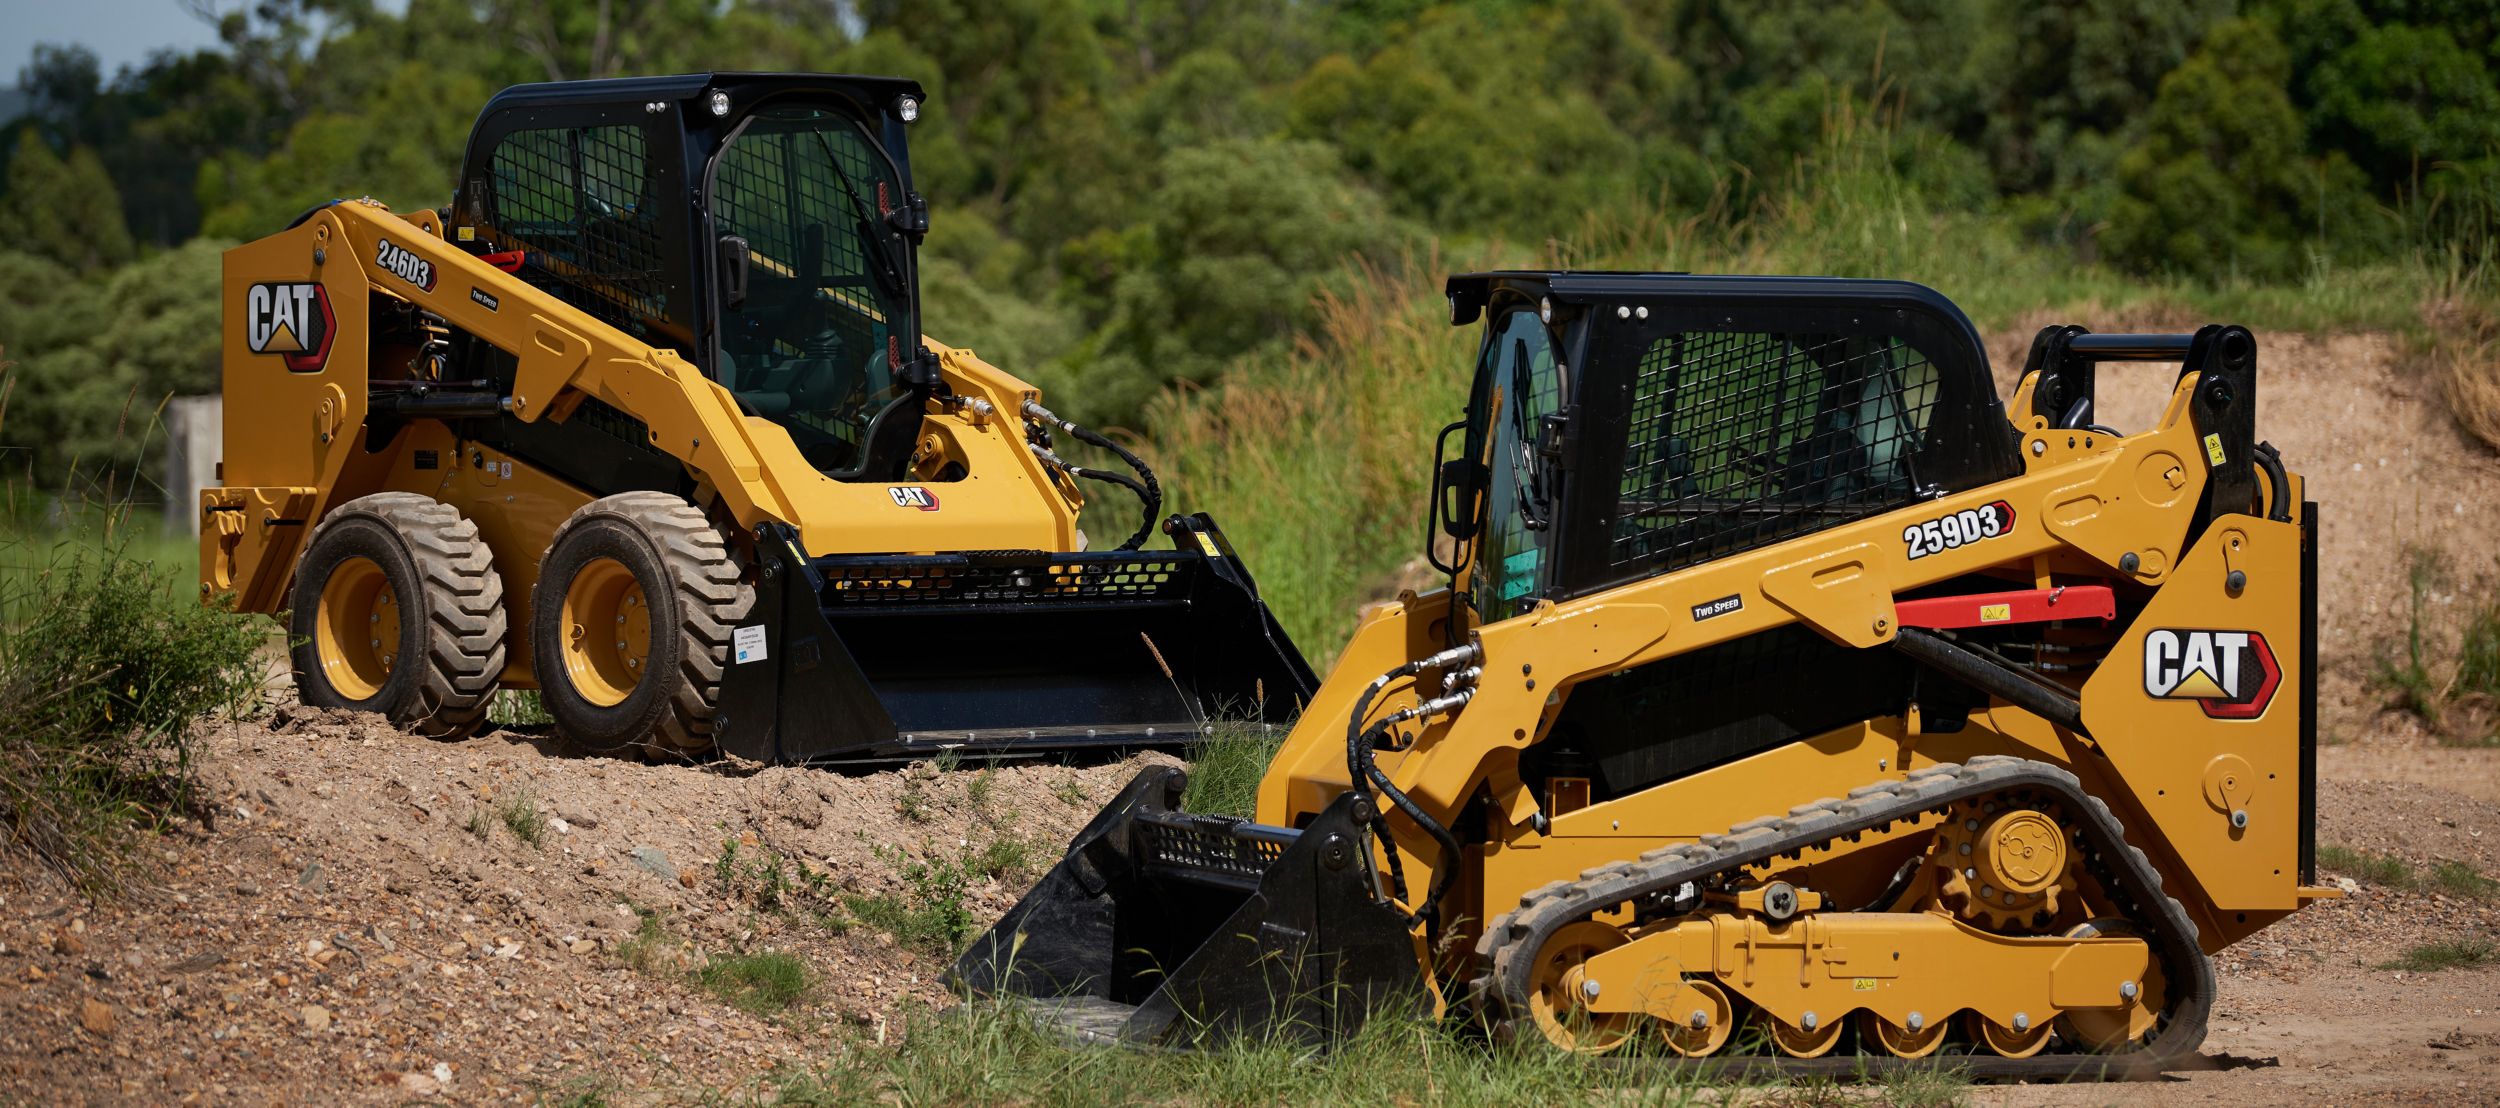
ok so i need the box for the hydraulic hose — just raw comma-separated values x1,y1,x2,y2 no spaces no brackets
1023,400,1162,550
1342,644,1480,930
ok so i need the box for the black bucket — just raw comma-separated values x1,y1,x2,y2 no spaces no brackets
948,765,1425,1046
716,514,1315,763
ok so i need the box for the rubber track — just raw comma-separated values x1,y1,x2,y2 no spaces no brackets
547,492,751,757
319,493,507,739
1471,756,2215,1080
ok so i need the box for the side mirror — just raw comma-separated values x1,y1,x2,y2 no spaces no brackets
717,234,751,310
1439,456,1487,541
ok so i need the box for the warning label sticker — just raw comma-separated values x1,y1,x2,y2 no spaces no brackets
733,624,768,665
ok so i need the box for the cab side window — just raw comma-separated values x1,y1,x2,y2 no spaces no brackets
1612,331,1940,571
487,124,669,342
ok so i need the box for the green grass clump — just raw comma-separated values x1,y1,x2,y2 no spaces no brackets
2378,938,2498,973
846,844,990,957
497,787,546,847
2320,846,2495,898
2431,859,2499,899
1182,725,1286,819
696,950,811,1015
0,522,264,896
2319,845,2417,889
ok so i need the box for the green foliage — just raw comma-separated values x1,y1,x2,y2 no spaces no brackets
695,950,811,1014
2378,938,2497,973
497,787,547,848
1182,725,1286,818
2432,859,2498,899
0,132,135,275
0,239,228,497
0,519,265,896
2106,19,2371,279
1056,136,1409,428
840,839,1033,957
767,995,1784,1106
2318,844,2416,889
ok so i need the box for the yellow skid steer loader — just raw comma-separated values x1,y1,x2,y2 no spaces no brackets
201,73,1312,761
958,273,2330,1076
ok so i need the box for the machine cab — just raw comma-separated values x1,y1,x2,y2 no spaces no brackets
1436,273,2021,628
448,72,932,480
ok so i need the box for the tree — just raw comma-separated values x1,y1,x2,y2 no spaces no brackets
0,132,136,276
2104,18,2370,278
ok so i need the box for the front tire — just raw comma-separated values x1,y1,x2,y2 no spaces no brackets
289,493,507,738
531,492,749,757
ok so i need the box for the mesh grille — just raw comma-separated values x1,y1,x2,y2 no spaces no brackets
819,556,1189,606
1139,819,1287,881
1613,331,1940,571
487,125,668,339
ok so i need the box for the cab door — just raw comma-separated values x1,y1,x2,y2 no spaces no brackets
1463,303,1571,623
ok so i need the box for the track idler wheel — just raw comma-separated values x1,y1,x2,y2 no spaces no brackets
2058,918,2167,1051
1525,921,1638,1055
1858,1010,1947,1058
1656,980,1734,1057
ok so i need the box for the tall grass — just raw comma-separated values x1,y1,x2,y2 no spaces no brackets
0,355,267,896
1146,111,2500,664
768,996,1739,1107
0,528,264,895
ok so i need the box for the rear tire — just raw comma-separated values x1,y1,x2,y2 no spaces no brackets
531,492,749,758
289,493,507,738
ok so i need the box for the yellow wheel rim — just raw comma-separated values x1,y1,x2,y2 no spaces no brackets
1858,1010,1948,1058
560,557,651,708
315,556,398,701
1527,920,1637,1055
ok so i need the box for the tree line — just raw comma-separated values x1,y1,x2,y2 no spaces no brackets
1,0,2492,495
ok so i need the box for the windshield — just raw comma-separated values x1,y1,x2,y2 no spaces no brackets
709,104,915,475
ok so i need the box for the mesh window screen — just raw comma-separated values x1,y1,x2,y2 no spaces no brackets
1613,332,1940,571
487,125,668,339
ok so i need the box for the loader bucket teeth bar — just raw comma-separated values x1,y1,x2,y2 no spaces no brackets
949,766,1425,1047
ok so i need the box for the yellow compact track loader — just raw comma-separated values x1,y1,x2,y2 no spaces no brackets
958,273,2329,1076
201,73,1311,761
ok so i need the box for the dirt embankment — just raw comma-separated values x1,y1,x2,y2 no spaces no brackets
1,322,2497,1105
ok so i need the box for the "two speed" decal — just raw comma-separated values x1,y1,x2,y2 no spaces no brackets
1902,500,2014,560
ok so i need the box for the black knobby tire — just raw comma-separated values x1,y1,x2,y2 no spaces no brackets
531,492,750,757
289,493,507,738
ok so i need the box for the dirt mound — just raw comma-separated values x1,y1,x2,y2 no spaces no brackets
0,705,1173,1103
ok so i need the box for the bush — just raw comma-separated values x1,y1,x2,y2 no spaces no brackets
0,526,264,895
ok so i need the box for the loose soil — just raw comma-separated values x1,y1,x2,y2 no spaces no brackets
3,324,2497,1104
